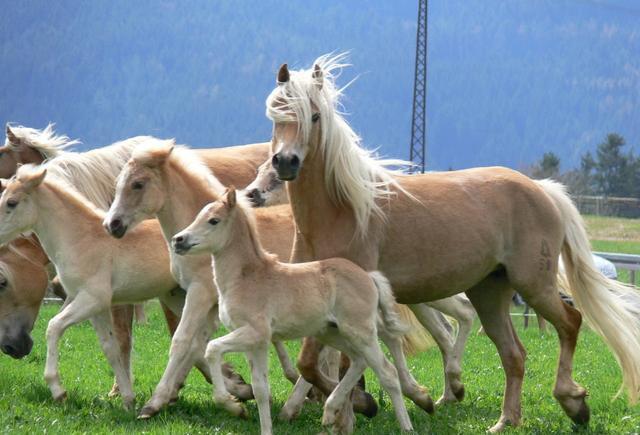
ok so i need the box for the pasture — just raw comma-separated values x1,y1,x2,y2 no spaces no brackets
0,214,638,434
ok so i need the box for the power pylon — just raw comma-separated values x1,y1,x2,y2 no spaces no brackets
409,0,428,173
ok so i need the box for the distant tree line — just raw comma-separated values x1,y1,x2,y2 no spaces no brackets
528,133,640,199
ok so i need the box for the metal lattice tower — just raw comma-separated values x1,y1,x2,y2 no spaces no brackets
409,0,428,173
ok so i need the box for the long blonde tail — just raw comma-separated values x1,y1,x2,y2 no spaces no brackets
537,179,640,403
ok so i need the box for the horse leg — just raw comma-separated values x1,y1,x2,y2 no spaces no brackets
205,325,268,418
273,341,299,384
134,303,147,324
378,328,434,413
139,283,216,418
466,277,526,433
91,310,135,410
427,295,476,404
160,299,180,335
296,336,378,417
247,346,272,435
408,303,463,404
44,291,107,402
108,304,134,398
518,284,588,425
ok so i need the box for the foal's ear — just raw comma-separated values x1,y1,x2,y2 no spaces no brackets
23,168,46,192
144,145,174,168
277,63,290,84
312,64,323,90
226,186,237,209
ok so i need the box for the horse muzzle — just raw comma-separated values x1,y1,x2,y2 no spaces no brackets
272,152,300,181
172,235,197,255
105,217,128,239
245,188,266,207
1,333,33,359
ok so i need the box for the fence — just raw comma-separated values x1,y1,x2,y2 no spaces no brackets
573,195,640,218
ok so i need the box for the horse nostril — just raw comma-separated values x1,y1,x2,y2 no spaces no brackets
290,155,300,168
247,188,259,200
174,236,184,244
271,153,280,167
111,218,122,229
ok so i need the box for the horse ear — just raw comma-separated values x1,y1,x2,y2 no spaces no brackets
312,64,323,90
277,63,290,84
226,186,237,209
5,125,20,147
23,168,46,192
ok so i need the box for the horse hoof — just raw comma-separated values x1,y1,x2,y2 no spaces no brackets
570,399,590,426
415,394,435,414
353,388,378,418
137,406,158,420
53,391,67,403
453,384,465,402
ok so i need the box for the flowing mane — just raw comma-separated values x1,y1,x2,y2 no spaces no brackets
266,53,409,235
5,124,77,159
131,138,226,198
46,136,152,210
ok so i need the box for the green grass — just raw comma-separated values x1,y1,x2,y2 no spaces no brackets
1,303,639,434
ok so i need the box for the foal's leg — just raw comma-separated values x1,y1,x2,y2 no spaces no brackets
466,278,526,433
296,337,378,417
108,304,134,398
91,310,135,410
273,341,299,384
247,346,272,435
206,325,268,418
378,328,434,413
44,292,107,402
427,295,476,404
408,303,464,403
139,284,218,418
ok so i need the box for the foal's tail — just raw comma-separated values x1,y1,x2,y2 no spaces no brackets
537,179,640,404
369,271,409,337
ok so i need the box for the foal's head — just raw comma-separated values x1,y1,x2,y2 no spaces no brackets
105,139,175,238
0,250,48,359
244,157,286,207
172,187,239,256
0,166,47,244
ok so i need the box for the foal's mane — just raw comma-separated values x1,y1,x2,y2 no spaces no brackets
232,192,277,263
266,53,409,236
6,124,77,159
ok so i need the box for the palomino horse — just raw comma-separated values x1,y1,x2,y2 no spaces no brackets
265,55,640,432
104,141,434,420
173,187,414,434
0,237,49,359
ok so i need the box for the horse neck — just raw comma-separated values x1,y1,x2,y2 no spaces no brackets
16,146,45,166
156,159,219,241
11,237,49,266
213,209,269,290
32,183,102,264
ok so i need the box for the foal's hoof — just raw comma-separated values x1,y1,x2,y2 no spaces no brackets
223,400,248,419
352,388,378,418
453,384,465,402
569,399,590,426
415,391,435,414
137,405,158,420
53,391,67,403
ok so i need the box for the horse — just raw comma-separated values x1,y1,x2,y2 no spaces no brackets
0,237,50,359
172,186,414,434
1,124,283,399
264,54,640,432
104,140,435,421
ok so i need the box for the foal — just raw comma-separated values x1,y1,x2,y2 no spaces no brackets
173,187,414,434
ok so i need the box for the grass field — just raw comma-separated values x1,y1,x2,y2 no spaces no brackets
1,214,639,434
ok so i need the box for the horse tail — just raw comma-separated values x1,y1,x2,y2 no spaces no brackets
396,305,436,356
369,271,409,337
537,179,640,403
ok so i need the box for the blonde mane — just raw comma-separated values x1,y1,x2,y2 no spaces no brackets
266,53,409,236
46,136,152,210
5,124,77,159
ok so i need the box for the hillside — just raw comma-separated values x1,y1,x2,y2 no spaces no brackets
0,0,638,170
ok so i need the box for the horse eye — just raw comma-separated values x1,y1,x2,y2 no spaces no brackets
6,199,17,209
132,181,144,190
208,218,220,226
312,113,320,123
0,278,7,290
